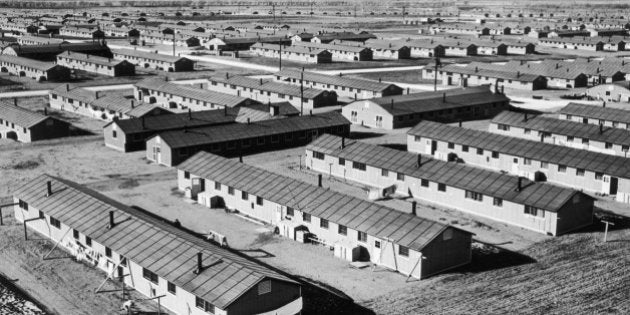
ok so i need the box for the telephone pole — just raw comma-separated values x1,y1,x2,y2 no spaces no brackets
433,56,440,91
300,69,304,115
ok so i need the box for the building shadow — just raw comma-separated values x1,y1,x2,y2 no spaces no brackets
454,240,536,274
379,143,407,151
348,131,384,140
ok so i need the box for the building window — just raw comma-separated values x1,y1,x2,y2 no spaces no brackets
398,246,409,257
462,145,469,152
375,240,381,248
491,151,499,159
421,179,429,187
443,229,453,241
381,169,389,177
104,246,112,258
112,130,117,138
558,165,567,173
49,217,61,229
524,129,531,135
320,218,328,229
286,207,294,216
338,158,345,165
165,282,176,295
228,187,234,195
18,199,28,210
358,231,367,242
438,183,446,192
493,197,503,207
73,229,79,239
352,161,366,171
397,173,405,181
465,190,483,201
476,148,483,155
605,142,613,149
524,205,544,218
214,182,221,190
523,158,532,165
497,124,510,131
184,171,190,179
541,161,548,169
576,168,585,176
256,196,263,206
595,172,603,180
119,255,127,267
142,268,159,284
303,213,311,223
448,142,455,149
338,225,347,235
258,280,271,295
313,151,325,160
242,191,248,200
85,236,92,247
582,138,589,145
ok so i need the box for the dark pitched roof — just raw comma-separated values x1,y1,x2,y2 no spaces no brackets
559,103,630,124
108,109,238,134
352,86,509,116
155,111,349,149
408,121,630,179
0,100,50,128
13,174,296,309
492,111,630,146
307,134,584,212
178,152,464,252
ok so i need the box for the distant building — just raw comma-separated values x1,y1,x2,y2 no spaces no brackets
490,110,630,157
134,78,258,111
408,120,630,203
273,68,403,100
0,55,70,81
0,100,71,142
1,42,111,61
558,102,630,130
586,83,630,103
249,43,332,64
111,48,194,72
341,86,510,129
145,111,350,166
306,134,594,236
56,51,135,76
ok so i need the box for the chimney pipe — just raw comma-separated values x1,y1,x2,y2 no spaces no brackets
188,108,192,120
195,252,203,274
247,118,251,124
516,177,522,192
524,112,528,121
442,92,446,103
109,211,115,228
341,137,345,149
603,101,606,108
141,116,146,129
239,155,243,163
318,174,323,187
417,154,422,167
600,124,603,134
411,201,417,215
224,106,228,115
44,107,47,116
46,181,52,196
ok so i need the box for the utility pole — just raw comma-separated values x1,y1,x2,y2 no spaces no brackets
278,42,282,71
300,69,304,116
172,32,176,56
272,2,276,22
602,220,614,242
433,56,440,91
